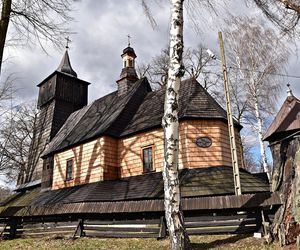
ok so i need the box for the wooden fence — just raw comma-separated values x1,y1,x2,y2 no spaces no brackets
0,209,273,239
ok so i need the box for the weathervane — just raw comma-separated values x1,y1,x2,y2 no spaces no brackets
127,34,131,47
287,83,293,97
65,36,71,50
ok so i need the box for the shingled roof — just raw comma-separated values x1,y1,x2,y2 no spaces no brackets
264,94,300,142
7,167,270,209
43,78,239,157
42,78,151,156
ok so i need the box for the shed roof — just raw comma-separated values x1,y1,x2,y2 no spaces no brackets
43,78,240,157
264,95,300,141
0,167,273,217
28,166,269,206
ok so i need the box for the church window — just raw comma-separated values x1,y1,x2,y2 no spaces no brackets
128,59,133,67
142,147,153,173
66,159,73,181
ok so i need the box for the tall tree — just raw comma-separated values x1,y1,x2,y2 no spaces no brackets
141,1,223,248
0,0,74,75
162,1,190,248
223,16,288,179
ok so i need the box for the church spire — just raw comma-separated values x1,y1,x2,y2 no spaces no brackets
57,50,77,77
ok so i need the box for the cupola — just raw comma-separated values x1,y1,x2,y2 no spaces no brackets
116,43,139,96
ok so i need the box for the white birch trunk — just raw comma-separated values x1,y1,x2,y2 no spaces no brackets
162,0,189,249
254,96,270,181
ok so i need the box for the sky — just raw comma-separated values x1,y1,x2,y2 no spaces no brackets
3,1,300,103
1,0,300,185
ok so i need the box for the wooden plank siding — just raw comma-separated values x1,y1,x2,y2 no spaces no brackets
118,120,242,178
52,119,242,189
52,136,118,189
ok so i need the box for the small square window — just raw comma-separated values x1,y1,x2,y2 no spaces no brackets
66,159,73,181
143,147,153,173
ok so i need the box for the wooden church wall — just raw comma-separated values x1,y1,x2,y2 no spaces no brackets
118,119,243,178
52,136,118,190
180,120,242,169
51,119,242,189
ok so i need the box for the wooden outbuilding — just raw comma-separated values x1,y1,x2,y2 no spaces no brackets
263,86,300,246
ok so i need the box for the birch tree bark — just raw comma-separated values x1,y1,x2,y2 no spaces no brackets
253,94,270,179
162,0,190,249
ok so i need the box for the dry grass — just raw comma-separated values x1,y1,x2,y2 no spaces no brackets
0,235,283,250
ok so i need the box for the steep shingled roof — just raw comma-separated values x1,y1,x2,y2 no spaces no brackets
263,95,300,142
43,78,238,156
42,78,151,157
120,78,234,136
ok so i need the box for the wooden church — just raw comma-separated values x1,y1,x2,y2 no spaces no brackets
0,45,279,239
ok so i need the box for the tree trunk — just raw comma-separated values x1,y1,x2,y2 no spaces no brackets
270,137,300,246
254,95,270,180
162,0,189,249
0,0,12,75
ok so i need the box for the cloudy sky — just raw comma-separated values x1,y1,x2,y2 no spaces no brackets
1,0,300,185
3,0,299,105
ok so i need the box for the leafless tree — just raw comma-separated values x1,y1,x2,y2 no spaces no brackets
0,73,17,121
223,16,289,180
241,135,260,172
137,47,170,89
137,44,217,90
184,44,212,79
252,0,300,34
0,0,74,75
0,101,37,181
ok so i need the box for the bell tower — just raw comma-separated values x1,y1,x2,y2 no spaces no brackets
116,39,139,96
17,49,90,190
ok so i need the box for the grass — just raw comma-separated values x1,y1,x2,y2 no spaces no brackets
0,235,282,250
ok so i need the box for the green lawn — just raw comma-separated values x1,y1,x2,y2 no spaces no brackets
0,235,282,250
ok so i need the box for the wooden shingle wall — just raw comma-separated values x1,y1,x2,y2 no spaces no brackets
180,120,243,169
118,120,243,178
52,136,118,189
52,119,242,188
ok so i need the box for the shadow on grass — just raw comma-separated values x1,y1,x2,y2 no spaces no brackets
190,234,251,250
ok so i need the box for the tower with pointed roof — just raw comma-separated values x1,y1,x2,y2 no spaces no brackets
116,44,139,96
17,50,90,190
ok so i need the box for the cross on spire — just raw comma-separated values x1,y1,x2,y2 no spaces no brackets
287,83,293,97
127,34,131,47
65,36,71,50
